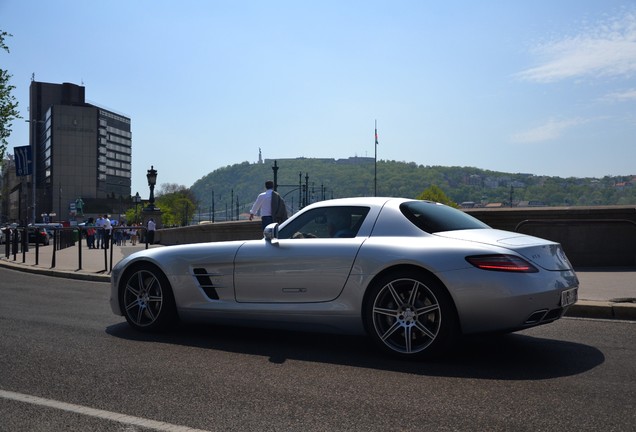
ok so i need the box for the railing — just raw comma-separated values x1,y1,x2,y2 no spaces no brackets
515,218,636,231
2,225,148,273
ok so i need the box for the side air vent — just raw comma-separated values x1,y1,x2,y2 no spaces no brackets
192,268,219,300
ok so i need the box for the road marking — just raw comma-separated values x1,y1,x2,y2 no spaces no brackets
0,389,210,432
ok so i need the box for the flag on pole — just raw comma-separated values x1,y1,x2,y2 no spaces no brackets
375,122,378,146
14,145,32,176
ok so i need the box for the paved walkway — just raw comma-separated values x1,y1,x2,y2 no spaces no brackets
1,242,635,321
0,242,155,281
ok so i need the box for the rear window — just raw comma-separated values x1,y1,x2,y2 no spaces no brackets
400,201,489,233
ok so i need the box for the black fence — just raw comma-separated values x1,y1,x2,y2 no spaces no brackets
2,225,148,273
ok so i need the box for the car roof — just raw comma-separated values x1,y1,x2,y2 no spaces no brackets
301,196,411,210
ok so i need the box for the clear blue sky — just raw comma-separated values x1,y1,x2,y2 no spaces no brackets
2,0,635,196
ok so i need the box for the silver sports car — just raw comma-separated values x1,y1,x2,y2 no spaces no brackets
110,197,579,359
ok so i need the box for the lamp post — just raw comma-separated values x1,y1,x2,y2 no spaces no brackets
26,118,45,224
133,192,141,223
58,183,62,223
146,166,157,210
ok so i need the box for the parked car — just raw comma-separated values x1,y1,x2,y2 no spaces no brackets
110,197,579,359
1,225,21,245
28,226,50,245
33,223,62,241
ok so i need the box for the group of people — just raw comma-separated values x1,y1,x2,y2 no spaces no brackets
85,215,110,249
78,182,283,250
84,215,150,249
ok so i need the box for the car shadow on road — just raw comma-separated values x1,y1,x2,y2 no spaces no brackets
106,321,604,381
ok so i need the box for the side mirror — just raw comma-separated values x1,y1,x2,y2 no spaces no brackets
263,222,279,242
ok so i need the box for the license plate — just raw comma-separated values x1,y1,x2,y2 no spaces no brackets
561,287,578,307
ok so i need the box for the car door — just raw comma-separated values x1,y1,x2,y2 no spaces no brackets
233,206,370,303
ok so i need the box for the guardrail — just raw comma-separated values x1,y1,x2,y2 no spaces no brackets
2,226,148,273
515,218,636,231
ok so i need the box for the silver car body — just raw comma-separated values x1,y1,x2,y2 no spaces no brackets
110,197,578,340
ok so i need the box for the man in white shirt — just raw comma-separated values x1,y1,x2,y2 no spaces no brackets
249,181,274,229
147,218,156,244
102,215,112,249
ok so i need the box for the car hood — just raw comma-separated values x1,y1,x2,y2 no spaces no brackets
434,229,573,271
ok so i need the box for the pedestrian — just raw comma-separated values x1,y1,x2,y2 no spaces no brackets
102,214,112,249
129,224,138,246
147,218,156,244
112,219,122,246
86,217,96,249
95,215,104,248
120,222,128,246
249,180,276,229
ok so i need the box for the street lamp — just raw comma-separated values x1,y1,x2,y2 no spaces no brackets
133,192,141,222
146,165,157,210
26,118,45,224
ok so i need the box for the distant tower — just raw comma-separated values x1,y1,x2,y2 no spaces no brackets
258,147,263,164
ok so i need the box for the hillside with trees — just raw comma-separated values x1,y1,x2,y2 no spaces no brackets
187,157,636,221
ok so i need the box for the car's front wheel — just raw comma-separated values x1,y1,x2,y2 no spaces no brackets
119,263,177,331
364,271,458,359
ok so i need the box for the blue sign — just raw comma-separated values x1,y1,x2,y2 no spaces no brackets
14,146,32,177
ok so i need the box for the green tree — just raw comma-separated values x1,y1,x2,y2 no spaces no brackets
155,183,198,226
417,184,459,208
0,30,21,160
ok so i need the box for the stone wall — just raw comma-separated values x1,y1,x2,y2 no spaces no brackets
156,221,263,245
465,206,636,267
156,206,636,268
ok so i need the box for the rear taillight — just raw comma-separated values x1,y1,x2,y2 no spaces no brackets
466,254,538,273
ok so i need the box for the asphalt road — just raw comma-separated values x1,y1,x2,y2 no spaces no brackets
0,267,634,432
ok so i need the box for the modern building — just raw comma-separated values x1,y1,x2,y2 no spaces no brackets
27,81,132,223
0,154,23,223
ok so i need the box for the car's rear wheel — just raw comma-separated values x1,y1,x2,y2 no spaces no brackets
365,271,458,359
120,263,177,331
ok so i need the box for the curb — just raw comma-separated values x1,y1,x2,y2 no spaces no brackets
2,259,635,321
566,300,636,321
0,259,109,283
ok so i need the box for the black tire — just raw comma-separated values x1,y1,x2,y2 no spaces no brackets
364,270,458,359
119,263,177,331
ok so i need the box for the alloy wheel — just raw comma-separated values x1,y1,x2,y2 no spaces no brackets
123,269,165,328
371,277,442,355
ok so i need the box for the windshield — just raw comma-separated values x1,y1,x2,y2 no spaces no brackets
400,201,489,233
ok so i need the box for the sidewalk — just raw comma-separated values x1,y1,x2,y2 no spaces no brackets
1,242,635,321
569,269,636,320
0,242,154,282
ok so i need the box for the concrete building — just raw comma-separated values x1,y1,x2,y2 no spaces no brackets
0,154,24,223
27,81,132,223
